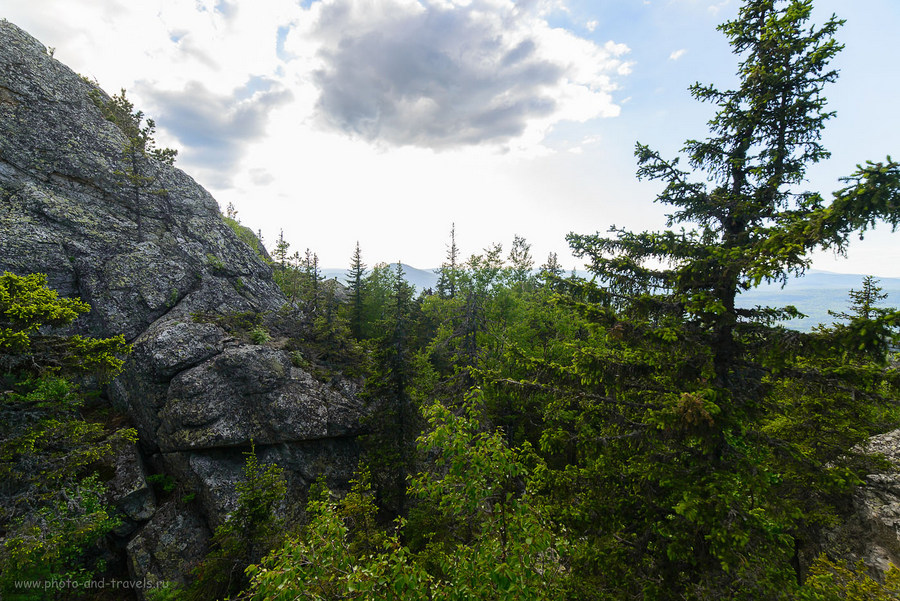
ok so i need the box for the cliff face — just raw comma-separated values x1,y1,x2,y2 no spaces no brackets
0,20,281,340
0,19,363,588
800,429,900,580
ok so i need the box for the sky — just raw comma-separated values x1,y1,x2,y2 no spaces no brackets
4,0,899,275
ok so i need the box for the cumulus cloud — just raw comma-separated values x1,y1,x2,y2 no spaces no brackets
292,0,630,149
669,48,686,60
139,77,293,185
708,0,731,15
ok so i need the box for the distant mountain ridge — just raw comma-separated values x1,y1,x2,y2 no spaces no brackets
322,265,900,332
322,263,441,291
738,270,900,331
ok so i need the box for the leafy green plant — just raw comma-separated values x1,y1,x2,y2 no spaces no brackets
249,326,270,345
190,310,269,346
244,397,567,600
1,476,120,599
223,216,268,262
289,350,307,368
146,473,177,495
205,253,225,273
0,272,134,599
798,555,900,600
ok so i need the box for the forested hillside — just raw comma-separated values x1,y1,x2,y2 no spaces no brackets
3,0,900,600
225,0,900,598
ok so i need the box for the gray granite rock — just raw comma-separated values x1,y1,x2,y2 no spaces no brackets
0,18,365,587
102,443,157,536
126,501,211,594
813,429,900,579
0,21,284,341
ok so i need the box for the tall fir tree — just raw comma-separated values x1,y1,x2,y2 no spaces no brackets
91,89,177,241
363,263,418,515
839,275,889,322
346,241,368,339
507,234,534,288
273,229,290,268
437,223,460,299
513,0,900,596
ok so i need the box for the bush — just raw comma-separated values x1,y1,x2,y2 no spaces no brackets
249,326,270,345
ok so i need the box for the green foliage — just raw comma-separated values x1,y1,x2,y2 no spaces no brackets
244,399,566,601
0,272,89,350
288,350,307,368
0,272,130,379
91,88,177,166
205,253,226,274
261,235,367,379
1,476,121,600
146,584,184,601
436,223,461,299
272,229,290,268
0,273,134,599
223,215,268,262
246,489,431,601
191,310,269,345
147,473,177,495
518,1,900,597
73,2,895,598
188,445,286,601
407,399,567,599
506,234,535,289
345,241,368,339
249,326,270,345
798,555,900,600
825,276,900,362
360,262,420,514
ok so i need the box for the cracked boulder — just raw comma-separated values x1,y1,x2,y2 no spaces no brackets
126,501,211,590
0,19,367,590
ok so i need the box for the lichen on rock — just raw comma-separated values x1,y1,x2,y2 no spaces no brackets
0,19,365,594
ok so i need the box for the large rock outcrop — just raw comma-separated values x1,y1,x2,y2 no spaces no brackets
808,429,900,579
0,19,364,589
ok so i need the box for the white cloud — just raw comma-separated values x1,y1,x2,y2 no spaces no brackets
4,0,630,171
288,0,630,150
4,0,898,277
669,48,687,61
708,0,731,15
138,78,294,187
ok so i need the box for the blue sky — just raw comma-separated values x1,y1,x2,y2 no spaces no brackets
4,0,898,275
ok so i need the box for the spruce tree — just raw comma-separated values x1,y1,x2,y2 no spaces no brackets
436,223,460,298
273,229,290,268
362,263,417,515
826,276,899,363
507,234,534,287
518,0,900,595
346,242,368,339
840,275,889,322
539,251,563,280
92,89,177,241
